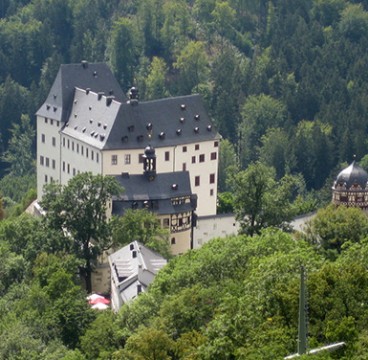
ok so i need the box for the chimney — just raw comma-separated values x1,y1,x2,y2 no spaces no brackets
128,87,139,106
81,60,88,69
106,96,114,106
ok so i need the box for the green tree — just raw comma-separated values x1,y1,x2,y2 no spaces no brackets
259,127,295,179
231,162,300,236
80,311,120,360
239,94,287,167
108,17,141,89
112,209,170,258
119,326,174,360
339,3,368,42
304,204,368,256
145,57,169,100
218,139,237,192
174,41,209,94
41,173,122,293
2,114,35,176
211,1,235,39
161,0,192,58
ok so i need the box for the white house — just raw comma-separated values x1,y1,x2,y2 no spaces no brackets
108,241,167,311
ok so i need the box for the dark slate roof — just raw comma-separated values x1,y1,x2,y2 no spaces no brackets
36,62,125,122
61,88,121,149
335,161,368,189
112,171,196,215
104,94,221,149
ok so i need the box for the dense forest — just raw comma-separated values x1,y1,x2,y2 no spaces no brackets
3,205,368,359
2,0,368,358
2,0,368,204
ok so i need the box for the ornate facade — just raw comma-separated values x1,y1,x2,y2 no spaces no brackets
332,161,368,209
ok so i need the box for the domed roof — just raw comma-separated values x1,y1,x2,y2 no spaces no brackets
335,161,368,189
144,144,156,157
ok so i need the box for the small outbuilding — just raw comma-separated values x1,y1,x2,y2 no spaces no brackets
108,241,167,312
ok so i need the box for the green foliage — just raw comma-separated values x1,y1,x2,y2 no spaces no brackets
230,162,302,236
80,311,120,360
2,114,35,176
112,209,171,258
239,94,287,167
218,138,237,192
174,41,209,94
41,172,122,292
304,204,368,257
217,191,234,214
145,56,169,100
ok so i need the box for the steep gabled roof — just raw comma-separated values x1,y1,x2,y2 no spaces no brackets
105,94,220,149
109,241,167,304
61,88,121,149
36,62,125,122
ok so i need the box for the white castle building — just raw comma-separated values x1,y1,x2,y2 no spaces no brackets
36,61,220,217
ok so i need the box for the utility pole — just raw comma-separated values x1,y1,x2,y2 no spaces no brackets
298,266,307,355
285,266,345,359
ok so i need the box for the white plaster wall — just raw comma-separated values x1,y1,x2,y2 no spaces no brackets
173,140,219,217
60,134,102,185
37,116,62,199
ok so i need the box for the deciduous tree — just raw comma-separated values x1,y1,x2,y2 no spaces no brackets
41,173,122,293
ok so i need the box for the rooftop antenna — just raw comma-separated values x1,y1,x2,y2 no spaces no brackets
284,266,345,359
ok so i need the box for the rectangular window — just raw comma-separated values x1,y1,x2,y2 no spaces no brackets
45,157,50,167
214,141,219,147
192,156,196,164
56,121,59,127
77,144,79,153
195,176,200,186
163,218,170,227
211,152,217,160
210,189,214,196
44,118,48,124
86,148,89,158
125,154,131,164
67,139,70,149
41,134,45,143
72,142,74,151
210,173,215,184
52,159,56,169
139,154,144,163
52,137,56,146
67,164,70,174
73,168,76,176
96,153,99,163
183,146,187,152
44,175,48,183
62,161,65,172
195,144,200,150
165,151,170,161
199,154,205,162
50,119,53,125
81,146,84,156
40,156,44,165
182,163,186,171
91,151,94,161
111,155,118,165
63,138,65,147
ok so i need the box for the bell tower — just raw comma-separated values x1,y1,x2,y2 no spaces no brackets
143,145,156,181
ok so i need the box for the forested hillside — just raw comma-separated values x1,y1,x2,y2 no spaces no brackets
2,2,368,358
2,0,368,201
